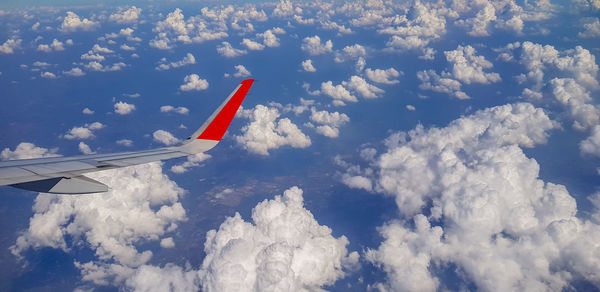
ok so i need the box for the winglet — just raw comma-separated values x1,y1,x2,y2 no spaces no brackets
188,79,254,141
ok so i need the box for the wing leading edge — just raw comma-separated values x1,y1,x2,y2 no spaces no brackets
0,79,254,194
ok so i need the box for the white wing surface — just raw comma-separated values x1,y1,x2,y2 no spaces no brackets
0,79,254,194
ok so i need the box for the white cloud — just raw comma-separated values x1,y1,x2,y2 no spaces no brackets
63,122,105,140
579,18,600,38
85,61,127,72
217,41,247,58
155,53,195,71
125,187,356,291
581,125,600,157
301,35,333,55
60,11,99,32
417,69,469,99
344,75,384,99
0,38,21,54
109,6,142,24
120,44,135,51
12,162,187,286
259,28,284,47
235,105,311,155
159,237,175,249
160,105,189,115
198,186,355,290
1,142,60,160
444,45,501,84
114,101,136,115
116,139,133,147
241,38,265,50
320,81,357,105
82,108,94,115
518,41,599,89
153,130,179,146
301,59,316,72
335,44,366,63
63,67,85,77
339,103,600,290
365,68,401,84
406,105,416,111
233,64,251,77
40,72,57,79
179,74,209,91
455,1,497,36
549,78,600,131
170,153,211,173
310,108,350,138
36,44,51,52
273,0,298,17
78,141,95,154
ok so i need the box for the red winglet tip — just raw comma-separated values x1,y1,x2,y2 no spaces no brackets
196,80,254,141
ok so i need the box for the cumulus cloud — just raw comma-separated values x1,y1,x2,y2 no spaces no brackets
63,67,85,77
60,11,99,32
454,1,497,36
232,64,251,77
116,139,133,147
549,78,600,130
82,107,94,115
580,125,600,157
444,45,501,84
235,105,311,155
320,81,357,105
1,142,60,160
155,53,196,71
365,68,401,84
114,101,136,115
179,74,209,91
334,44,366,62
12,162,187,285
0,38,22,54
417,70,469,99
259,28,285,47
153,130,179,146
301,59,316,72
109,6,141,24
344,75,384,99
217,41,247,57
150,8,229,49
63,122,105,140
78,141,95,154
37,39,66,52
160,105,189,115
170,153,211,173
40,72,57,79
310,108,350,138
579,18,600,38
241,38,265,50
125,186,357,291
301,35,333,55
85,61,127,72
198,186,356,290
339,103,600,290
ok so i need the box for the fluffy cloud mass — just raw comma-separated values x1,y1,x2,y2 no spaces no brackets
180,74,209,91
301,35,333,55
1,142,59,160
114,101,136,115
63,122,105,140
11,162,187,285
153,130,179,146
126,186,357,291
61,11,99,32
236,105,311,155
341,103,600,290
109,6,142,24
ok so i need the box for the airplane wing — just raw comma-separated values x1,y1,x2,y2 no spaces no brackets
0,79,254,194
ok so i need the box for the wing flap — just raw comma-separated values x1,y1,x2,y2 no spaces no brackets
11,175,108,194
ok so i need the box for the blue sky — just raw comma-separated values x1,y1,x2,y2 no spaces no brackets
1,0,600,291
